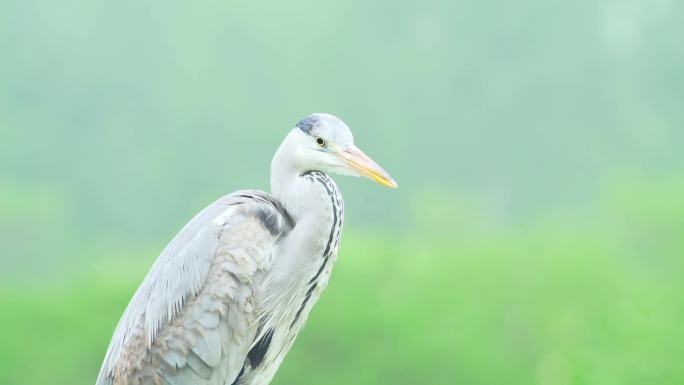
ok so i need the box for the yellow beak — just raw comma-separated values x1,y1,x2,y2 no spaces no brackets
335,145,398,188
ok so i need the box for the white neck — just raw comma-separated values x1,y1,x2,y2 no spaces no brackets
264,129,344,325
270,136,297,208
270,129,318,221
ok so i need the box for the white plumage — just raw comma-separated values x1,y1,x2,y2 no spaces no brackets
96,113,396,385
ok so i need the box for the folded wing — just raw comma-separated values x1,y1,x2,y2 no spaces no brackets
96,191,292,385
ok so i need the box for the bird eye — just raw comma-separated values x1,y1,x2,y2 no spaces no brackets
315,137,326,147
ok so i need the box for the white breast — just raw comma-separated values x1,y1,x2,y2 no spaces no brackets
236,171,344,385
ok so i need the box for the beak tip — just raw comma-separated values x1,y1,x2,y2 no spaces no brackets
385,178,398,189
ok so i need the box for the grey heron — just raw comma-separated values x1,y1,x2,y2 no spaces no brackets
96,113,397,385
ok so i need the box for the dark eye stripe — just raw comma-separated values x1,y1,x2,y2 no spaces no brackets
296,115,320,134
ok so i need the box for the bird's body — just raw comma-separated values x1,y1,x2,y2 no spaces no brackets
96,114,395,385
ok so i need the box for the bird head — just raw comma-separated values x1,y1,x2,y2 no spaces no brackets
285,113,397,188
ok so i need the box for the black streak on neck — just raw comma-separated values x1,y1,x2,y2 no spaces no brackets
290,171,341,329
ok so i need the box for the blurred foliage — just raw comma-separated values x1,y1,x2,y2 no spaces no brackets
2,179,684,385
1,0,683,384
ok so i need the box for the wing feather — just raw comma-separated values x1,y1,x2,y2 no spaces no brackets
96,190,291,385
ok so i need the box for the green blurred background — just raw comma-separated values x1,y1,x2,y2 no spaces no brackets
1,0,683,384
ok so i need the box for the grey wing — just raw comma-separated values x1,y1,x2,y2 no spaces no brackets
96,190,292,385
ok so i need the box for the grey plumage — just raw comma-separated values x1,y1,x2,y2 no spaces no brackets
96,114,396,385
97,191,290,385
